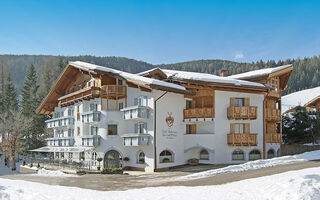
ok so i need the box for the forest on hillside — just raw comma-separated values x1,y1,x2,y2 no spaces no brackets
0,54,320,95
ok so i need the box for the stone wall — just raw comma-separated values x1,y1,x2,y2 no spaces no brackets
280,144,320,156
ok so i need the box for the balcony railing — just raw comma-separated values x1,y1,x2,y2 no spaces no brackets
82,111,101,123
59,85,127,107
265,133,282,143
46,117,74,128
81,135,101,147
265,108,281,121
227,133,258,146
101,85,126,99
121,106,150,120
268,89,281,99
227,106,257,120
122,134,151,146
59,87,101,107
183,107,214,119
46,137,75,147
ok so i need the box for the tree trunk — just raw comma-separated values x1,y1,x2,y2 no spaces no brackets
10,156,16,171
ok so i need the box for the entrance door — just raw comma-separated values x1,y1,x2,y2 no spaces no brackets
104,150,122,168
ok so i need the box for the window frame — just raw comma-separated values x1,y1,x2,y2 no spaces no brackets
232,149,245,161
108,124,118,135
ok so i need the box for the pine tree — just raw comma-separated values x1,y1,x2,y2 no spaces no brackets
22,64,39,116
3,73,18,111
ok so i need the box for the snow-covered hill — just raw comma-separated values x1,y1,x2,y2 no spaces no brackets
282,86,320,113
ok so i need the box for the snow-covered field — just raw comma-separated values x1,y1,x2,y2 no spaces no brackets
1,167,320,200
181,150,320,180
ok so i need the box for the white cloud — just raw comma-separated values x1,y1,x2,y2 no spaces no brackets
235,52,244,59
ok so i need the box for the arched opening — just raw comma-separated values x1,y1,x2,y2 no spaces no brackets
104,150,122,168
199,149,209,160
249,150,261,160
232,149,245,161
160,150,173,163
137,151,145,164
267,149,275,159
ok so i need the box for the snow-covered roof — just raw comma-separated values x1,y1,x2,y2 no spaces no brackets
282,86,320,113
69,61,186,92
228,64,293,80
160,69,265,88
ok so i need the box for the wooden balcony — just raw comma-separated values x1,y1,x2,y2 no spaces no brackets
183,107,214,119
268,89,281,99
265,133,282,143
101,85,126,99
59,85,127,107
265,108,281,121
227,106,257,120
227,133,258,146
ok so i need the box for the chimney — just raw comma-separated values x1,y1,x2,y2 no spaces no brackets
220,69,228,77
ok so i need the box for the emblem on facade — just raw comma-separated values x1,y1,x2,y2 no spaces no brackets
166,112,174,127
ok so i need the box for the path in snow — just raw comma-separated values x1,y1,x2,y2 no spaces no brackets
1,167,320,200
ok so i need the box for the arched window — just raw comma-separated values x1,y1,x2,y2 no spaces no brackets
160,150,173,163
249,150,261,160
137,151,145,164
232,149,245,161
199,149,209,160
267,149,275,159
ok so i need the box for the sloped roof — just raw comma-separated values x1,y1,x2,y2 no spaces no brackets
228,64,293,80
282,86,320,113
138,68,266,88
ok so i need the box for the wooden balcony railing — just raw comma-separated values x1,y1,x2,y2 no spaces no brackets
101,85,126,99
227,106,257,120
59,87,100,107
59,85,127,107
265,133,282,143
183,107,214,119
265,108,281,121
227,133,258,146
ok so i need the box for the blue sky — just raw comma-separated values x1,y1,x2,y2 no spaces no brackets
0,0,319,64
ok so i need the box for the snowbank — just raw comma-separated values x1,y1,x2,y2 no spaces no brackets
33,168,75,177
1,167,320,200
181,150,320,180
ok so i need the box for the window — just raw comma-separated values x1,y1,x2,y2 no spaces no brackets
79,152,85,161
90,126,98,135
92,152,97,161
90,103,98,111
134,96,148,106
267,149,275,159
199,149,209,160
108,124,118,135
235,124,245,134
232,149,245,160
119,102,124,110
118,79,123,85
276,101,281,110
276,123,281,134
61,152,64,159
68,129,74,137
160,150,173,163
186,124,196,134
68,153,73,160
249,150,261,160
137,151,145,164
235,98,244,106
135,123,147,134
186,100,192,109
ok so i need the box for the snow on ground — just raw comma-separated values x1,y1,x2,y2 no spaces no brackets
180,150,320,180
282,86,320,113
1,167,320,200
33,168,75,177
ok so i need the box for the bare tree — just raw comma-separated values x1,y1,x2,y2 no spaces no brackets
0,110,32,170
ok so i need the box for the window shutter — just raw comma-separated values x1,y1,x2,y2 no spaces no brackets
230,98,235,106
134,98,138,106
134,123,138,133
191,124,196,134
245,123,250,133
244,98,250,106
230,123,235,133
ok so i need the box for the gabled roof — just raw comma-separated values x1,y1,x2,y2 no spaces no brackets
138,68,266,89
228,64,293,80
282,86,320,113
37,61,188,115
